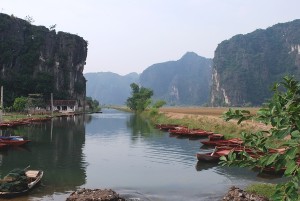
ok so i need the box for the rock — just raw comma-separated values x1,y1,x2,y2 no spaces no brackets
222,186,269,201
66,188,126,201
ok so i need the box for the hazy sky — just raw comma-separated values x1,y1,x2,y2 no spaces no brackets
1,0,300,75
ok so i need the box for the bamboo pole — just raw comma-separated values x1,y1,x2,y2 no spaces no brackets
0,86,3,122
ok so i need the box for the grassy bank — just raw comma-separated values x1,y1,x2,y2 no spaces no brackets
111,106,278,199
1,111,85,123
141,107,265,139
143,107,277,200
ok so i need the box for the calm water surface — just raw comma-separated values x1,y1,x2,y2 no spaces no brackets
0,109,282,201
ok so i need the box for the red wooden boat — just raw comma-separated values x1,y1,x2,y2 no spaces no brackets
196,149,231,162
155,124,181,131
200,138,243,146
208,134,224,141
169,128,212,138
0,137,31,146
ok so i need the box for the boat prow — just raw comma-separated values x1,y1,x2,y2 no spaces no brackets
0,169,43,197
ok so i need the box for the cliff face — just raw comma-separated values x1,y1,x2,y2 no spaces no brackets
0,13,87,106
211,19,300,106
140,52,212,105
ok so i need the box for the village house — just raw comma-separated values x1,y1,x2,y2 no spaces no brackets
47,100,78,113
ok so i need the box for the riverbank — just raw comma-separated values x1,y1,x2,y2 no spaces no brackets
141,107,267,139
141,107,275,200
0,112,85,128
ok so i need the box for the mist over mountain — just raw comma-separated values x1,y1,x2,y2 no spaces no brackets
85,52,212,106
85,72,139,105
139,52,212,105
85,20,300,107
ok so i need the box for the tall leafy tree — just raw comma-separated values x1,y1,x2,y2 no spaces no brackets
221,76,300,200
13,96,28,112
126,83,153,112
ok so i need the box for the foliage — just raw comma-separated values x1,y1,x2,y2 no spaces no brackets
24,15,34,24
212,20,300,106
27,94,45,110
148,100,166,116
49,24,56,31
13,97,28,112
126,83,153,112
0,13,87,107
86,96,101,112
152,100,166,109
220,76,300,201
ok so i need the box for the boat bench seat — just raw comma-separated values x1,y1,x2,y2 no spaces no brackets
26,170,39,178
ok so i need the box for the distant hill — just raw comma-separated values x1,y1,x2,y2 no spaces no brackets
85,72,139,105
211,19,300,106
139,52,212,105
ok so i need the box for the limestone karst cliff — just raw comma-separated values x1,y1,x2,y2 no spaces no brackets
211,19,300,106
140,52,212,105
0,13,87,106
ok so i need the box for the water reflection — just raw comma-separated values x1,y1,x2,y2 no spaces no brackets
0,115,88,199
126,114,155,136
0,110,287,201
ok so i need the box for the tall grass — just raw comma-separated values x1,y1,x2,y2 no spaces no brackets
142,107,265,139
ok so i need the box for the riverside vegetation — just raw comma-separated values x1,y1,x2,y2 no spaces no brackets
125,76,300,200
139,107,279,199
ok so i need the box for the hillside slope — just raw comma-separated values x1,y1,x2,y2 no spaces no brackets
211,19,300,106
140,52,212,105
0,13,87,106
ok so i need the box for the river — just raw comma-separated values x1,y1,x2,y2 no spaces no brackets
0,109,282,201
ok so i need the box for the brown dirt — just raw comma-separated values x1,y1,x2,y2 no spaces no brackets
159,107,270,132
66,189,125,201
223,186,269,201
159,107,259,117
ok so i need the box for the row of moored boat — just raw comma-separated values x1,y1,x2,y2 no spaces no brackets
155,123,288,175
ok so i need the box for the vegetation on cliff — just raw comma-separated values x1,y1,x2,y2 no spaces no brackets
211,19,300,106
140,52,212,106
0,13,87,107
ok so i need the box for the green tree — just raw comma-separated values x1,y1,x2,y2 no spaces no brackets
152,100,166,109
149,100,167,116
220,76,300,201
13,96,28,112
126,83,153,112
86,96,101,112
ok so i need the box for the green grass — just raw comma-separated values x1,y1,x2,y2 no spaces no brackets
2,113,50,121
245,183,276,200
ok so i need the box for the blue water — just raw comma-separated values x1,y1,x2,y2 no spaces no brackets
0,109,282,201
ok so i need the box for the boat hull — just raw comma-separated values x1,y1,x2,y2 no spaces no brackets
0,170,43,197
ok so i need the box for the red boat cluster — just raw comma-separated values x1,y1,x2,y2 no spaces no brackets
155,123,291,175
156,124,214,138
